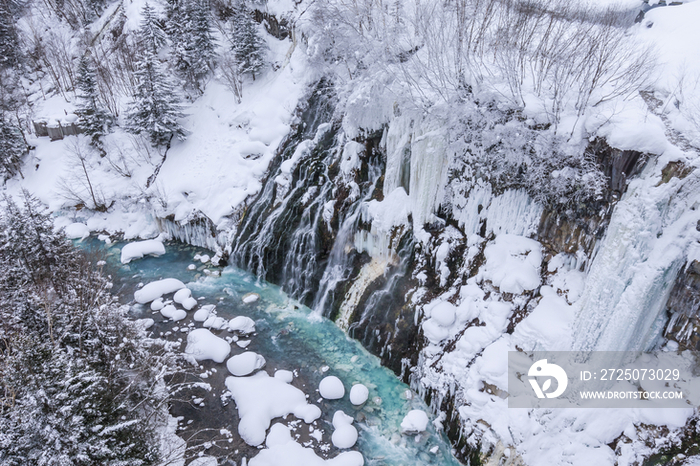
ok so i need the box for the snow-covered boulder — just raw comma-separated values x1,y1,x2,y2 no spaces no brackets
229,316,256,334
400,410,429,434
134,278,186,304
185,329,231,363
120,239,166,264
349,384,369,405
319,376,345,400
227,352,266,376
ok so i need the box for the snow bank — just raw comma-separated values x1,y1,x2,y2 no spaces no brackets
227,352,266,376
134,278,186,304
65,222,90,240
249,423,364,466
120,239,166,264
319,376,345,399
226,371,322,446
185,329,231,363
400,410,429,434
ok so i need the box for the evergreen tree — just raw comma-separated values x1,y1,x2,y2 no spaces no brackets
138,3,168,56
0,1,20,70
0,116,25,181
0,193,183,466
230,2,265,81
168,0,216,92
127,3,185,146
75,56,113,154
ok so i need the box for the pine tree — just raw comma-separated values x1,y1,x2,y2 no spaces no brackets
127,4,185,146
168,0,216,92
230,2,265,81
75,56,113,154
0,1,20,70
0,194,183,466
190,0,216,83
0,115,25,180
138,3,168,56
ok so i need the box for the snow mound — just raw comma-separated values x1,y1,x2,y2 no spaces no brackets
134,278,186,304
229,316,256,334
319,376,345,399
249,423,364,466
185,328,231,363
430,301,456,327
150,298,164,311
400,410,429,434
120,239,166,264
275,370,294,383
226,371,322,446
349,384,369,405
182,297,198,310
173,288,191,304
203,315,229,330
65,222,90,240
331,411,358,449
243,293,260,303
227,352,267,376
194,304,215,322
480,234,542,294
160,304,178,319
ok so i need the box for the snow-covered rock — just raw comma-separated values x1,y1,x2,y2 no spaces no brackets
185,328,231,363
120,239,166,264
319,376,345,400
349,384,369,405
400,410,429,434
229,316,256,334
227,351,266,376
249,423,364,466
134,278,186,304
193,304,215,322
331,411,358,449
182,297,198,310
173,288,191,304
226,371,322,446
243,293,260,303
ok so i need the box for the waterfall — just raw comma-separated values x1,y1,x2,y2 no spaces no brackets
572,152,700,352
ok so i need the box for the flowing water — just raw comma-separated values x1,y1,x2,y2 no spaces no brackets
84,238,463,466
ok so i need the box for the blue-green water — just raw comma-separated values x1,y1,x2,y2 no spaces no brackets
86,239,462,466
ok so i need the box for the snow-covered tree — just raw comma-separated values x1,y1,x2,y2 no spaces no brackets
75,55,113,154
127,4,185,146
0,193,183,466
230,2,265,81
0,116,25,181
0,1,20,70
168,0,216,92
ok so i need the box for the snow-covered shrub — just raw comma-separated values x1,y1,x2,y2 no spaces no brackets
447,101,607,209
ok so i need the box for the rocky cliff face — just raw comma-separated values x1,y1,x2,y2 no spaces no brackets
153,78,700,464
